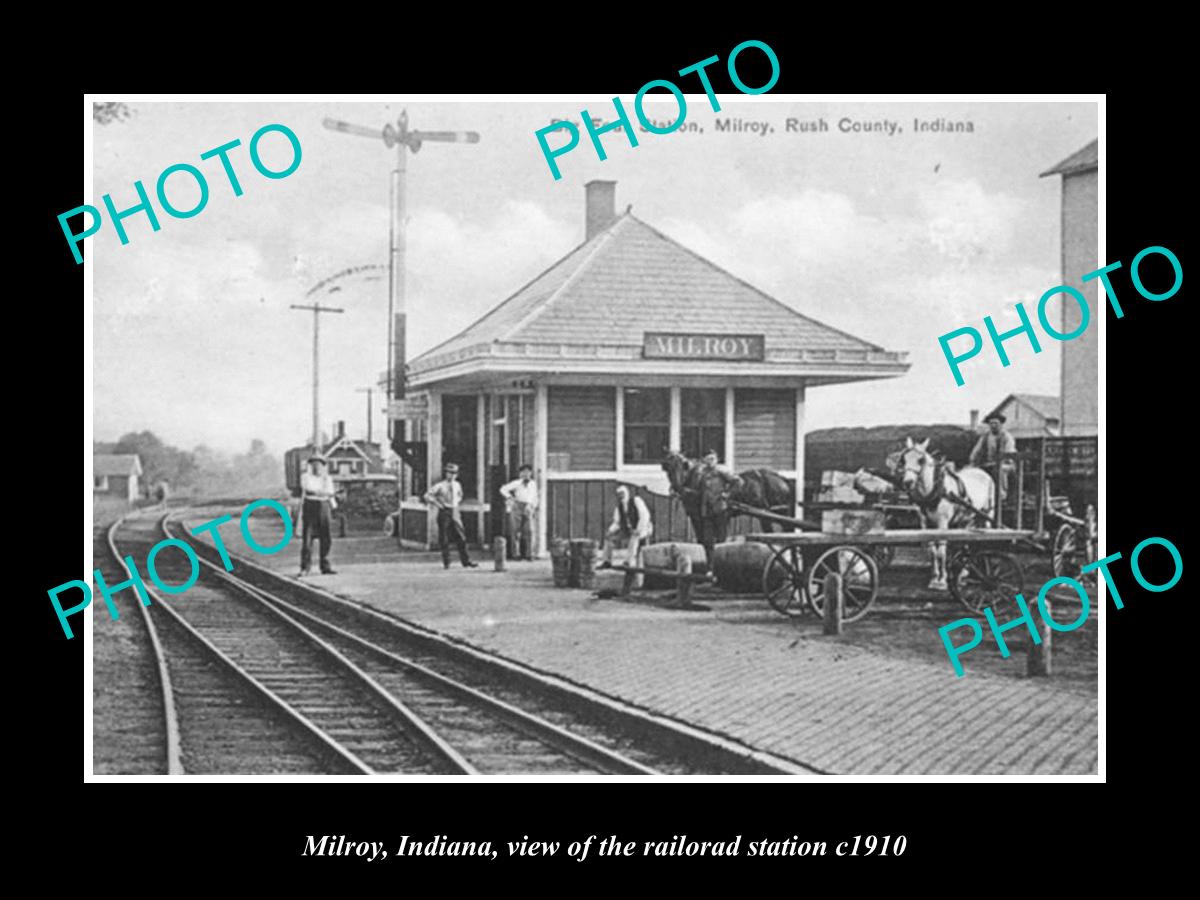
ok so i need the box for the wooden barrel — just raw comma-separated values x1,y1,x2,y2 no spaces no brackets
549,539,571,588
570,538,599,589
641,542,708,588
711,540,776,593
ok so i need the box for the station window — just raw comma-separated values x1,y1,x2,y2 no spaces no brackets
623,388,669,464
681,388,726,460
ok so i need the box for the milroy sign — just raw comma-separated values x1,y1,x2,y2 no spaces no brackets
643,332,765,361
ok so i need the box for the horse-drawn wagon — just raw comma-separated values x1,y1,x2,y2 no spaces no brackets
748,526,1036,623
658,439,1095,623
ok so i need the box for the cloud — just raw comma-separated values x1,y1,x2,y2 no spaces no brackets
94,197,575,454
917,179,1024,266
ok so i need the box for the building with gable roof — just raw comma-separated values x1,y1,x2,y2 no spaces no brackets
984,393,1062,438
94,453,143,503
391,181,910,554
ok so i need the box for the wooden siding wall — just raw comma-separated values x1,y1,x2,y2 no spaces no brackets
401,508,428,544
548,387,615,470
547,479,797,544
734,389,795,469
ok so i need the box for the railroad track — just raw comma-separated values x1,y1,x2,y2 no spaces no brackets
105,511,702,775
163,509,816,776
103,516,372,774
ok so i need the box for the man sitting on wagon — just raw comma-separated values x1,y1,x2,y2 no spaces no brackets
970,412,1017,521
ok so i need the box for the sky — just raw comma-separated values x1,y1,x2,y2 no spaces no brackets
91,98,1098,455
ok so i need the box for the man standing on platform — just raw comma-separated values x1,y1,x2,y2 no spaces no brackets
499,463,539,561
424,462,479,569
299,455,338,576
697,449,741,566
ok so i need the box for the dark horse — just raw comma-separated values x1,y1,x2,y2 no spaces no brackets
661,452,795,559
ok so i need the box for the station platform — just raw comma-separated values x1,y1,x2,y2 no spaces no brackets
187,514,1099,776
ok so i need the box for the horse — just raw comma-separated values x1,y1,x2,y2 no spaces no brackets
891,437,995,591
661,451,795,552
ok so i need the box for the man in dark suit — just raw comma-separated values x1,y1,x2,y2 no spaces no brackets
423,462,478,569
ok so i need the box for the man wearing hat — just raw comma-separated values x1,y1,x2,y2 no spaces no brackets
299,454,338,576
696,449,742,566
970,412,1017,513
423,462,478,569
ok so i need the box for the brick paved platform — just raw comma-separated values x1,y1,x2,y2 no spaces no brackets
188,512,1099,776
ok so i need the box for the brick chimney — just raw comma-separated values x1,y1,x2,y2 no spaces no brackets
336,420,346,438
969,409,979,429
585,179,617,241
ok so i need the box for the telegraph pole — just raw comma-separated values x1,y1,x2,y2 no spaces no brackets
355,386,375,444
290,300,345,450
322,110,480,426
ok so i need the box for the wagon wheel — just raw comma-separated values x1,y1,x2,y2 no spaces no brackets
949,550,1025,613
805,546,880,623
1051,522,1097,592
762,546,807,618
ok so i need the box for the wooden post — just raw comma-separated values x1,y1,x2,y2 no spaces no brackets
1027,596,1052,676
1036,437,1047,535
621,567,637,598
676,554,693,607
1015,456,1025,530
823,572,843,635
494,536,506,571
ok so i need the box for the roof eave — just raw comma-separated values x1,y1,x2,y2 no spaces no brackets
406,348,911,391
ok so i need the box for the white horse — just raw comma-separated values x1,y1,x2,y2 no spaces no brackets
893,437,996,591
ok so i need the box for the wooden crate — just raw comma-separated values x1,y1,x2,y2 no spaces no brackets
821,509,886,535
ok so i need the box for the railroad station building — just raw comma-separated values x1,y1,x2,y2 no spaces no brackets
391,181,910,555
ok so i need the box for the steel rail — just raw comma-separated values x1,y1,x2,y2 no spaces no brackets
105,514,185,774
160,518,477,775
109,515,375,775
168,510,817,776
217,567,662,775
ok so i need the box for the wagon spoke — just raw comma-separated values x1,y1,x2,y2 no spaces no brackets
949,551,1025,613
806,546,879,622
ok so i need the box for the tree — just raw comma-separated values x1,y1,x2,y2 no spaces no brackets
93,102,133,125
113,430,195,487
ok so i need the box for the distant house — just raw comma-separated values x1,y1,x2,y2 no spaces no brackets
94,454,143,502
984,394,1061,438
323,428,383,478
284,422,385,497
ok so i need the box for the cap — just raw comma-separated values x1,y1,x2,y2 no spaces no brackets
307,454,327,464
443,462,460,473
984,413,1006,424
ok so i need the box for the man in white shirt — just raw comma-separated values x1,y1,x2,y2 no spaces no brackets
599,485,653,576
499,464,538,561
299,455,338,576
423,462,478,569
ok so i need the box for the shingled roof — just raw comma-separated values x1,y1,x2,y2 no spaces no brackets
95,454,142,477
989,393,1061,422
409,212,905,382
1041,139,1098,178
